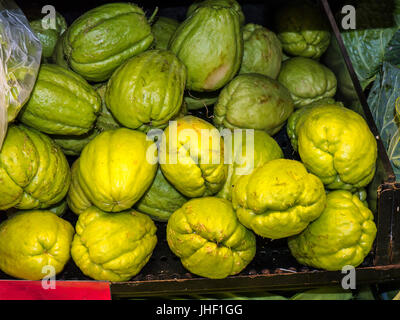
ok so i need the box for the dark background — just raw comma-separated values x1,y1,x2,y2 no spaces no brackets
16,0,299,28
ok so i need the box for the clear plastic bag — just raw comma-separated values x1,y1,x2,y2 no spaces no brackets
0,0,41,149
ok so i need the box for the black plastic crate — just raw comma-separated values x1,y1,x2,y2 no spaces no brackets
4,0,400,297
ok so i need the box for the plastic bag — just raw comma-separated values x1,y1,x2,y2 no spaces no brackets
0,0,41,149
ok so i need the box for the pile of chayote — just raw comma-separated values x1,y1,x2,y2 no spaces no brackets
0,0,378,281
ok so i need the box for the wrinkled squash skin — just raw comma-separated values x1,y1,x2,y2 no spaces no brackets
167,197,256,279
159,116,228,198
0,210,74,280
289,190,377,271
71,206,157,281
232,159,326,239
296,104,377,190
214,73,294,135
0,125,71,211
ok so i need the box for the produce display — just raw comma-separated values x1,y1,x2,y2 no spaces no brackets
0,0,381,284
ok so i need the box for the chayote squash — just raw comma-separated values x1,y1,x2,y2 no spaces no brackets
186,0,245,26
169,1,243,92
30,12,67,59
63,3,154,82
151,16,180,50
286,98,343,151
106,49,187,132
278,57,337,108
159,116,228,198
217,130,283,200
52,82,121,156
167,197,256,279
232,159,326,239
72,128,158,213
19,64,101,136
213,73,294,135
288,190,377,271
296,104,377,190
0,210,74,280
0,125,71,211
240,23,283,79
71,206,157,281
275,0,331,59
135,167,187,222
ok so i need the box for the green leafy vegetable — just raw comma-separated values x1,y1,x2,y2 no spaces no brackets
384,29,400,66
331,0,399,89
367,62,400,178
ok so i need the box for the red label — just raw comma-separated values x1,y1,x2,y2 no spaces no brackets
0,280,111,300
